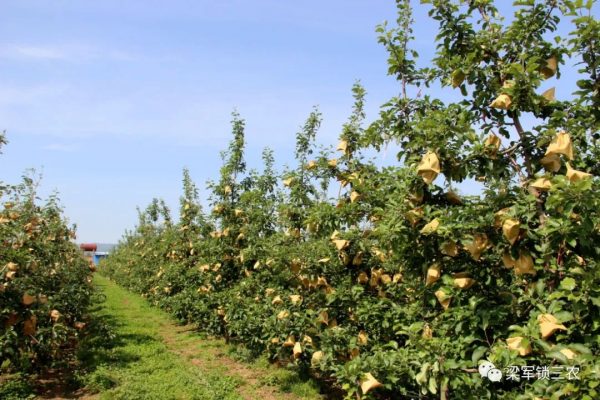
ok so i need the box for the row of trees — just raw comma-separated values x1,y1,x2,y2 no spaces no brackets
0,132,94,374
102,1,599,398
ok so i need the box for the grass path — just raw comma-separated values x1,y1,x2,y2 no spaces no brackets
78,274,322,400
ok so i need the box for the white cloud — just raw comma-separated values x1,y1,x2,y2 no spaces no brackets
0,83,70,106
0,80,314,147
0,43,138,63
42,143,79,152
13,45,65,59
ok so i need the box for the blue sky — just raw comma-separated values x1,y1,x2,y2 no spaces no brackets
0,1,593,243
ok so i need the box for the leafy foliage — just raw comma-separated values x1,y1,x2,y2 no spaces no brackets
1,132,94,374
102,1,600,399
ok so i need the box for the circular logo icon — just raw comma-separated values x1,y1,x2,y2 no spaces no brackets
487,368,503,382
478,361,495,378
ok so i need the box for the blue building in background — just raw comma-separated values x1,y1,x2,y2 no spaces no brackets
94,243,116,265
80,243,116,266
93,252,109,265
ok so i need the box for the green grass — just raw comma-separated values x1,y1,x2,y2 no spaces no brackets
224,346,323,399
81,275,243,400
83,275,324,400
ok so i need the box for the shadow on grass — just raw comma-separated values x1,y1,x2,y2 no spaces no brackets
78,315,145,368
33,291,158,398
225,341,343,400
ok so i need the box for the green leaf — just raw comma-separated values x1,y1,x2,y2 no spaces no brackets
416,363,430,385
471,346,488,364
560,277,577,291
428,376,438,394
